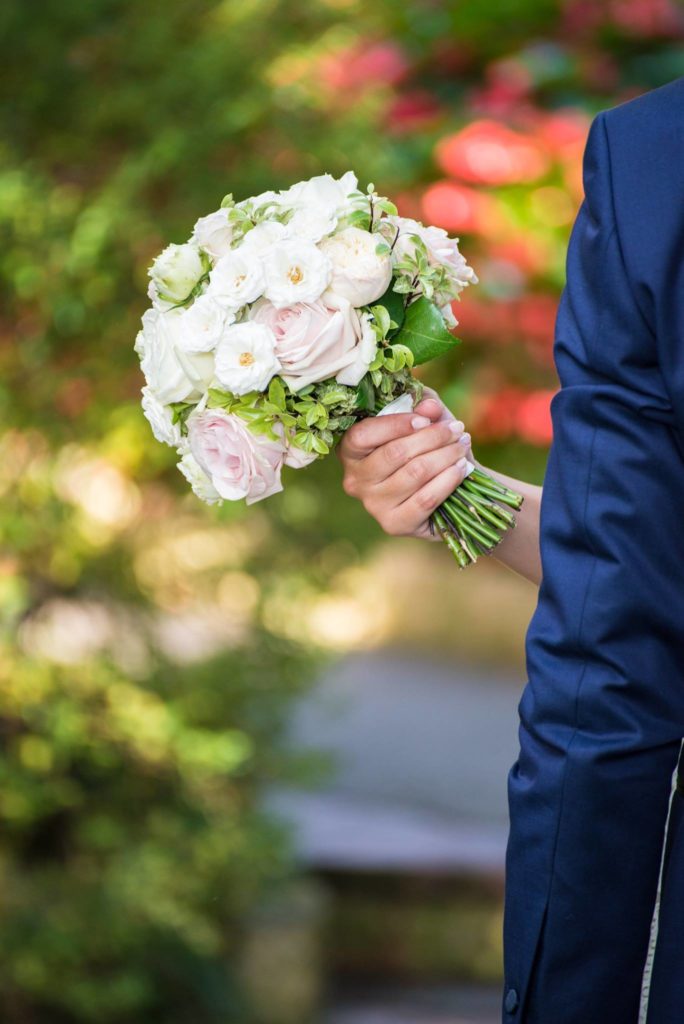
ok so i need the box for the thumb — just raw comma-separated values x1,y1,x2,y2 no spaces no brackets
414,387,456,426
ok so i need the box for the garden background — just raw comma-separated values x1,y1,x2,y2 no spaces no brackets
2,1,683,1021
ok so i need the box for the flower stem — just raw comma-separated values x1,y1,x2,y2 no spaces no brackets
430,466,524,568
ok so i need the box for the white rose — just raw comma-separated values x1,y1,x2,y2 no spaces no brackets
147,279,176,312
138,308,214,404
239,220,288,255
141,385,182,447
207,250,266,310
214,321,281,395
176,294,231,353
191,209,235,260
336,309,378,386
263,239,332,308
277,172,359,243
283,205,338,243
319,227,393,307
176,447,222,504
149,243,206,305
239,189,281,213
280,172,358,220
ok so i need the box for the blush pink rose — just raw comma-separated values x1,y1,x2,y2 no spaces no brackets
269,421,319,470
284,444,318,469
249,292,375,392
188,407,286,505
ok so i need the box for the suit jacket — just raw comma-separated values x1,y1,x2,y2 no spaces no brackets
503,76,684,1023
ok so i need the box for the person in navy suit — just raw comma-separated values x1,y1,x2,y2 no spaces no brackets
338,75,684,1023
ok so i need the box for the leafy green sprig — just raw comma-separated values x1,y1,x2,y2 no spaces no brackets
391,232,451,305
220,192,294,248
342,182,398,235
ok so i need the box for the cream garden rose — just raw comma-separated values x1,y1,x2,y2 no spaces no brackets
319,226,393,307
249,292,376,392
187,408,286,505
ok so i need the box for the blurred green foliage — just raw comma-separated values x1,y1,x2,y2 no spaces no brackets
1,0,681,1019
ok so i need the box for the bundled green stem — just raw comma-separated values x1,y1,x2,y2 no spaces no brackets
431,467,524,569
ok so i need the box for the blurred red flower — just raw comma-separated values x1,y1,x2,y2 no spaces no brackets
468,58,534,118
562,0,681,36
436,120,550,185
515,389,556,444
319,40,410,93
470,386,555,444
488,237,555,277
535,109,589,160
421,180,499,234
470,386,526,439
386,90,442,135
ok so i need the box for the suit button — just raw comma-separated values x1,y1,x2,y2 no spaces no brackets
505,988,520,1014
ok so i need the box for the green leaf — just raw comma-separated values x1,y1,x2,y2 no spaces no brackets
392,296,461,366
304,404,320,427
373,281,406,336
294,431,314,452
311,435,329,455
369,303,391,339
354,374,375,411
207,388,233,408
376,199,398,216
268,376,286,411
347,209,371,229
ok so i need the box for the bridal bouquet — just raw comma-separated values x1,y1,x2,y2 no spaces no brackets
135,172,523,567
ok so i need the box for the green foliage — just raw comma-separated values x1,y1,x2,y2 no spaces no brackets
0,642,317,1023
394,298,461,366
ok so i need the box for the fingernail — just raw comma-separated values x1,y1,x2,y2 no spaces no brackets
455,456,468,470
460,432,471,447
411,415,430,429
448,420,464,435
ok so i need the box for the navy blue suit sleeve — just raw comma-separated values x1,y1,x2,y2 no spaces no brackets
503,107,684,1024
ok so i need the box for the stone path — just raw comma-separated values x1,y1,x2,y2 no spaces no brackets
264,650,523,872
324,983,501,1024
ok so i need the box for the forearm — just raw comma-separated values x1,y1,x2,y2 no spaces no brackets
473,460,542,586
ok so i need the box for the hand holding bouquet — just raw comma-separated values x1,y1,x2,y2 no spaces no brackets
136,172,523,567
